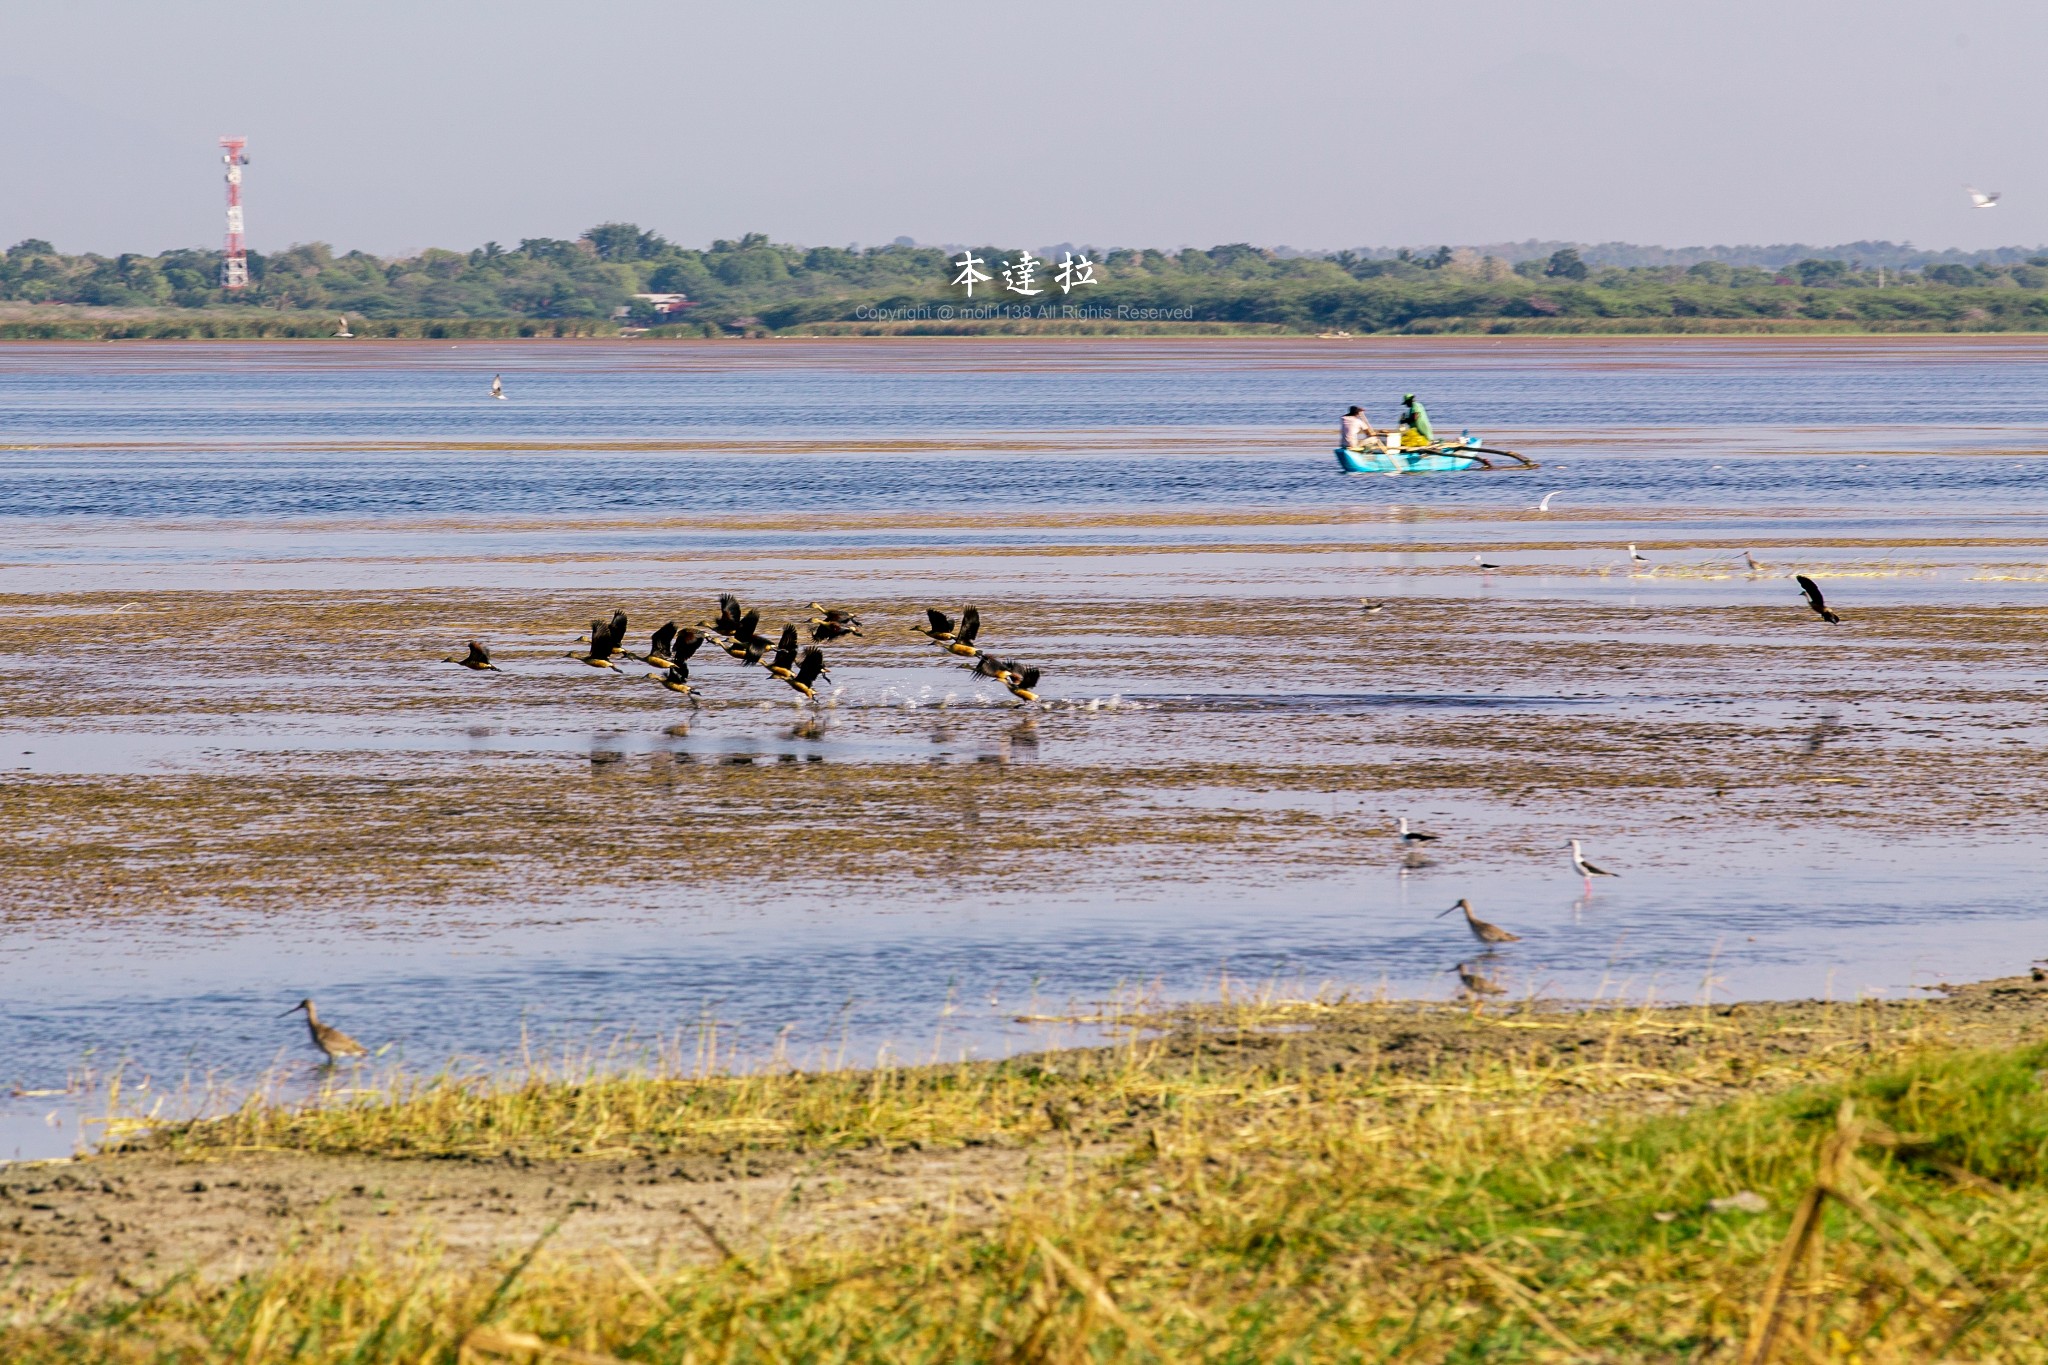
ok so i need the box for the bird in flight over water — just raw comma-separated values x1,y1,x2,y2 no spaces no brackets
1796,574,1841,624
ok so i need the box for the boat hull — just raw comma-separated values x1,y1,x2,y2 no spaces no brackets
1334,445,1481,474
1332,443,1536,474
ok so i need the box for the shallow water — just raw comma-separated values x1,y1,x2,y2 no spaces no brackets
5,337,2048,1162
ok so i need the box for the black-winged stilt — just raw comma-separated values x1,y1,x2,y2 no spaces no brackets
1569,839,1617,891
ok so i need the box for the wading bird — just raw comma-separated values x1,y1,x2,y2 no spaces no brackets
1438,898,1521,944
1627,543,1650,567
570,612,629,669
1796,574,1840,624
490,374,505,399
1967,185,2002,209
1451,962,1506,996
1743,550,1767,573
282,999,369,1062
1536,491,1562,512
444,641,499,671
1397,817,1439,845
1473,554,1502,571
1359,599,1386,614
1569,839,1618,889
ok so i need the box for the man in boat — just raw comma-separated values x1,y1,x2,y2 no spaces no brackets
1398,394,1435,447
1339,405,1376,450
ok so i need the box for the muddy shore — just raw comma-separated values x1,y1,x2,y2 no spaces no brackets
8,972,2047,1293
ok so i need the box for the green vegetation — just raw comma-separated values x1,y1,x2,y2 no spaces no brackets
12,230,2048,336
14,992,2048,1359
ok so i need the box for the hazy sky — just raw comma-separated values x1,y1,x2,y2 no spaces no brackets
1,0,2039,257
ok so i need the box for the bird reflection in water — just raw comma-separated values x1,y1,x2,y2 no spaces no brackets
1002,717,1040,762
1801,710,1845,758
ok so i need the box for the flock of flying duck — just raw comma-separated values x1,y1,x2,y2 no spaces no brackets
445,596,1046,705
427,557,1844,1015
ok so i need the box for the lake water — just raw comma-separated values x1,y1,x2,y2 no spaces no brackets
5,336,2048,1162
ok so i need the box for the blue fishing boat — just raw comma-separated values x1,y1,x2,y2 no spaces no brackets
1333,433,1536,475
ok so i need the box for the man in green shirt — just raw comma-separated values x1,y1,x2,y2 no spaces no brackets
1399,394,1434,447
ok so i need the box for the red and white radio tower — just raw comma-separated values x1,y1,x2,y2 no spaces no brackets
219,136,250,289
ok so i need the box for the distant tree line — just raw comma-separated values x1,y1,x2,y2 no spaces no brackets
9,229,2048,334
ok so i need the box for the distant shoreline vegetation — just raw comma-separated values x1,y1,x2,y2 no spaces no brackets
9,228,2048,338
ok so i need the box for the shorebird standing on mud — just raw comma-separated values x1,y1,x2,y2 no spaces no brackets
1438,898,1521,945
1569,839,1618,891
282,999,369,1063
1627,543,1650,571
1397,818,1439,845
1473,554,1502,572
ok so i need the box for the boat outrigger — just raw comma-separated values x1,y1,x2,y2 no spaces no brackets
1334,431,1537,475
